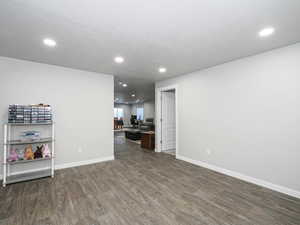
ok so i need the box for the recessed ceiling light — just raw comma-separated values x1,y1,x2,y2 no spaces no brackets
159,67,167,73
114,56,124,64
259,27,275,37
122,83,127,87
43,38,56,47
131,94,135,97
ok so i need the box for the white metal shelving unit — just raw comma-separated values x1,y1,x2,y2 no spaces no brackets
2,122,55,187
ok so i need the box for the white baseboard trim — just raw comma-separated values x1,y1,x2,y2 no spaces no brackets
55,155,115,170
176,154,300,199
0,156,114,181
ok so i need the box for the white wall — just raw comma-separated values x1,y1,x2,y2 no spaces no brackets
114,103,131,125
0,57,114,176
144,101,155,121
156,43,300,196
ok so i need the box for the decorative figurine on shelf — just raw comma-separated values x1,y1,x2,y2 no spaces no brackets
42,144,51,158
24,145,34,160
34,145,43,159
16,148,24,160
8,148,18,162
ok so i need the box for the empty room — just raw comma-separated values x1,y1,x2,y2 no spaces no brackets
0,1,300,225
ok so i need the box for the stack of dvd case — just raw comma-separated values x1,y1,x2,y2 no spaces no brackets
44,106,52,122
8,104,52,124
24,106,31,123
37,106,45,123
8,105,24,123
31,106,39,123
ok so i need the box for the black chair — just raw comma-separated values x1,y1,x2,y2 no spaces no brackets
130,115,138,128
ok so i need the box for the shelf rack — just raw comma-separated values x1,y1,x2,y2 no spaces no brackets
3,123,55,187
6,137,53,145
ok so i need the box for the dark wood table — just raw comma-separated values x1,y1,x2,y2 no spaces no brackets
141,131,155,150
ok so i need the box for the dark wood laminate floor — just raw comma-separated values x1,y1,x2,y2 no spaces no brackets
1,132,300,225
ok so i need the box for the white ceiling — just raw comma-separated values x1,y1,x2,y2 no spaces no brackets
1,0,300,102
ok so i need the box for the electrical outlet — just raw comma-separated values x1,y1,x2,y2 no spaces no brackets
206,148,211,155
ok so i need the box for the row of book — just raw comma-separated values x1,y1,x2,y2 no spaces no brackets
8,104,52,123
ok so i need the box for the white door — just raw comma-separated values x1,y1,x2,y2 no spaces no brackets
161,91,176,152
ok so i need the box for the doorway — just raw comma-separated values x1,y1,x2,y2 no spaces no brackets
161,89,176,154
156,85,178,157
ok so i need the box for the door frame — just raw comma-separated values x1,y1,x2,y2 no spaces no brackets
155,84,179,158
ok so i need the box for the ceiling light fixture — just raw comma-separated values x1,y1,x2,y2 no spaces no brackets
114,56,124,64
258,27,275,37
43,38,56,47
131,94,135,97
119,82,122,85
159,67,167,73
122,83,127,87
